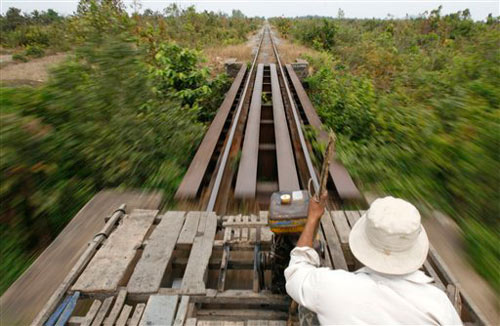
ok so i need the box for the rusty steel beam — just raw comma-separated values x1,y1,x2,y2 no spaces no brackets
285,64,363,205
175,65,247,200
235,64,265,198
270,63,300,192
206,27,266,211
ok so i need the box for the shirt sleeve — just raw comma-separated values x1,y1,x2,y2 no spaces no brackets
284,246,321,312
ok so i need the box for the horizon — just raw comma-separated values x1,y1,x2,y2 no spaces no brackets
1,1,498,21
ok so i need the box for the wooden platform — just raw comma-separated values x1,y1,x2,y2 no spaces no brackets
33,206,486,326
1,190,163,326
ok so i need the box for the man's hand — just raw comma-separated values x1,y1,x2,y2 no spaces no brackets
308,191,328,221
297,191,328,248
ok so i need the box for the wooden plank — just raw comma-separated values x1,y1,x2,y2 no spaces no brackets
235,63,264,198
213,241,272,250
197,309,287,320
233,228,241,241
270,63,300,192
330,211,354,268
320,233,333,268
197,322,221,326
258,211,269,223
344,210,362,228
268,322,286,326
68,316,85,326
320,212,348,270
192,290,289,306
231,215,241,240
103,288,126,326
181,213,218,293
249,215,257,241
198,212,208,233
330,211,351,245
72,210,157,293
176,65,246,199
178,211,202,246
218,244,230,291
139,295,179,326
55,291,80,326
223,215,267,228
129,303,145,326
241,227,249,241
173,296,190,326
446,284,462,314
90,296,114,326
128,211,186,294
115,304,132,326
259,211,273,243
423,260,446,291
248,321,269,326
80,300,101,326
223,221,268,228
198,322,244,326
223,216,234,253
185,318,197,326
253,244,260,293
249,322,285,326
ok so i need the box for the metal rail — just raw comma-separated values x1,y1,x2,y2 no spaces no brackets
206,27,266,211
268,27,321,193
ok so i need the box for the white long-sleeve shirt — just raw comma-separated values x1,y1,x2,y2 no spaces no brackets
285,247,462,325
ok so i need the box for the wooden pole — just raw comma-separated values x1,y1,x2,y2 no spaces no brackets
315,132,336,201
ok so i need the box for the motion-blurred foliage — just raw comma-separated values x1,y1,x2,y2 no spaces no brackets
0,2,261,60
0,0,259,294
271,9,500,291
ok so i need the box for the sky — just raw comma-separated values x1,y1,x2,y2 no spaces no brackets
1,0,498,20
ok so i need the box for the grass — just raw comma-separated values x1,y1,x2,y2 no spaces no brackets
203,43,253,74
275,36,320,65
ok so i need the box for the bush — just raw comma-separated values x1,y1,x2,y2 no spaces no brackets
1,20,230,295
11,53,27,62
276,10,500,291
24,44,45,57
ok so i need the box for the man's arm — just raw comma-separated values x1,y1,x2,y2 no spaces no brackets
296,192,327,248
284,192,328,311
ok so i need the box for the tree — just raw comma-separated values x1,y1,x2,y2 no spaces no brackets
337,8,345,19
2,7,26,31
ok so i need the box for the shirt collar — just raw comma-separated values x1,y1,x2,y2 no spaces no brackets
354,267,434,284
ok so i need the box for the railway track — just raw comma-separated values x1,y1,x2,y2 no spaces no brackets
175,26,362,214
30,26,488,326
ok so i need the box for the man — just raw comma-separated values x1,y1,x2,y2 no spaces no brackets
285,196,462,325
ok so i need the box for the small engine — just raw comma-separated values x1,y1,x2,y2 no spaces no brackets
268,190,310,234
264,190,326,294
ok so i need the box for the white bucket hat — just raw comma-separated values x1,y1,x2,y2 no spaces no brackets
349,196,429,275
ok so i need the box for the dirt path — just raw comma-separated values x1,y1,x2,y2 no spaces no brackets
423,214,499,324
0,53,66,86
0,189,163,326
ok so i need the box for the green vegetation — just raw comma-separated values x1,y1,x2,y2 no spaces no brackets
1,1,259,294
0,3,261,61
1,7,69,55
271,10,500,291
